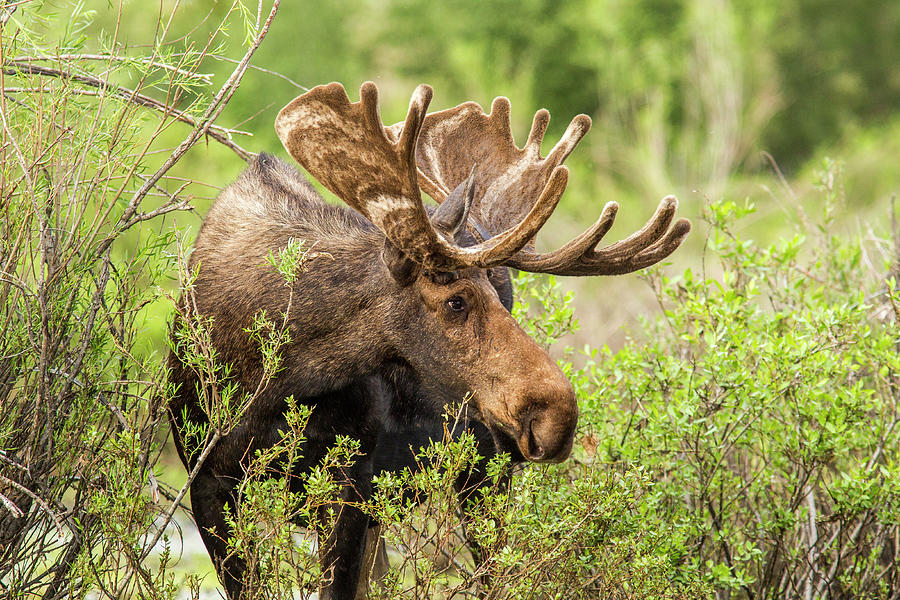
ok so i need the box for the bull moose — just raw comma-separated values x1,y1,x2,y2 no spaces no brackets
167,81,690,599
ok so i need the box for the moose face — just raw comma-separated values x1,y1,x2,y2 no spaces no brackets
378,179,577,463
277,80,690,463
396,264,577,463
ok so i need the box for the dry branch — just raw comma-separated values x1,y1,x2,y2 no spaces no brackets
2,61,255,160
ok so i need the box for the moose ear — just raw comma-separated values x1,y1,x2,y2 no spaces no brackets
487,266,514,312
430,168,476,244
382,238,421,287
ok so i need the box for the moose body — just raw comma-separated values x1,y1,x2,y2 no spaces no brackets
169,82,690,600
168,154,533,599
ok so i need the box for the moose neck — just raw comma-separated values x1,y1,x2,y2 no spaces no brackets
188,163,408,400
276,230,409,392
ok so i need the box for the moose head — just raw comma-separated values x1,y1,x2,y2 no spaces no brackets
273,82,691,463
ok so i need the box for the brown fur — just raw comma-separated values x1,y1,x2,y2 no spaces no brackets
168,153,576,600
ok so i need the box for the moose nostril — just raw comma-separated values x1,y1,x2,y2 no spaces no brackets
517,399,577,464
526,418,545,461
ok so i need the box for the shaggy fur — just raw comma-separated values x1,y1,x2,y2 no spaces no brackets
168,153,571,600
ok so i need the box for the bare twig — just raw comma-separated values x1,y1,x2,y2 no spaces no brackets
208,53,308,91
804,487,820,600
0,449,28,471
97,0,280,262
0,473,65,538
2,61,256,160
760,151,796,202
0,2,20,25
0,491,24,518
11,53,213,83
122,174,194,228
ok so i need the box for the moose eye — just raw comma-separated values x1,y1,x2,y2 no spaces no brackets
446,296,467,312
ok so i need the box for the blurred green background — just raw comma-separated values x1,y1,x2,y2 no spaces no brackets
87,0,899,356
5,3,897,593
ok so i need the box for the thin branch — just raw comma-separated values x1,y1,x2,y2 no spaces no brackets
2,61,256,160
136,430,222,563
11,53,213,84
0,491,24,518
0,449,28,472
804,487,820,600
208,53,308,91
122,174,194,228
760,150,796,201
58,252,110,403
0,473,65,538
99,0,281,260
395,522,475,580
0,2,20,25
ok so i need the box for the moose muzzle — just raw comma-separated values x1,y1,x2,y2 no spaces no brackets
469,306,580,464
516,374,578,463
477,349,578,464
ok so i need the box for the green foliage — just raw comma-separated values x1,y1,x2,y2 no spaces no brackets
575,166,900,597
3,1,899,599
0,1,277,596
366,418,708,599
513,272,578,349
265,237,332,285
221,398,360,598
352,284,710,599
373,0,900,179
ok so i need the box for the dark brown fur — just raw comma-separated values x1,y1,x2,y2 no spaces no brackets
168,153,575,600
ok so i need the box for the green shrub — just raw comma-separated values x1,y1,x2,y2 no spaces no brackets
578,165,900,597
0,2,278,597
3,2,897,599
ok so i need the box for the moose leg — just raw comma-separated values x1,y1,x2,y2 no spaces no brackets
318,502,369,599
354,524,390,600
315,420,379,599
306,379,385,600
191,471,247,599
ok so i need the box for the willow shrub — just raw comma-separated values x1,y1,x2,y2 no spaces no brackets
577,166,900,598
364,163,899,600
0,1,279,597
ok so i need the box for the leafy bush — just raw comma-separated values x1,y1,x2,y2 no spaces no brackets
577,164,900,597
365,431,709,599
0,2,279,597
3,2,898,599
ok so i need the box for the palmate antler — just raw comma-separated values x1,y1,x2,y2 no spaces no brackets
275,82,690,275
276,82,568,272
393,96,691,276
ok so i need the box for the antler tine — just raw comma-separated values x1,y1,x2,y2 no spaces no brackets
387,90,691,275
592,195,679,259
489,97,515,147
546,114,592,165
396,85,430,179
525,109,551,154
277,82,565,272
508,196,692,276
506,201,620,272
472,164,569,263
